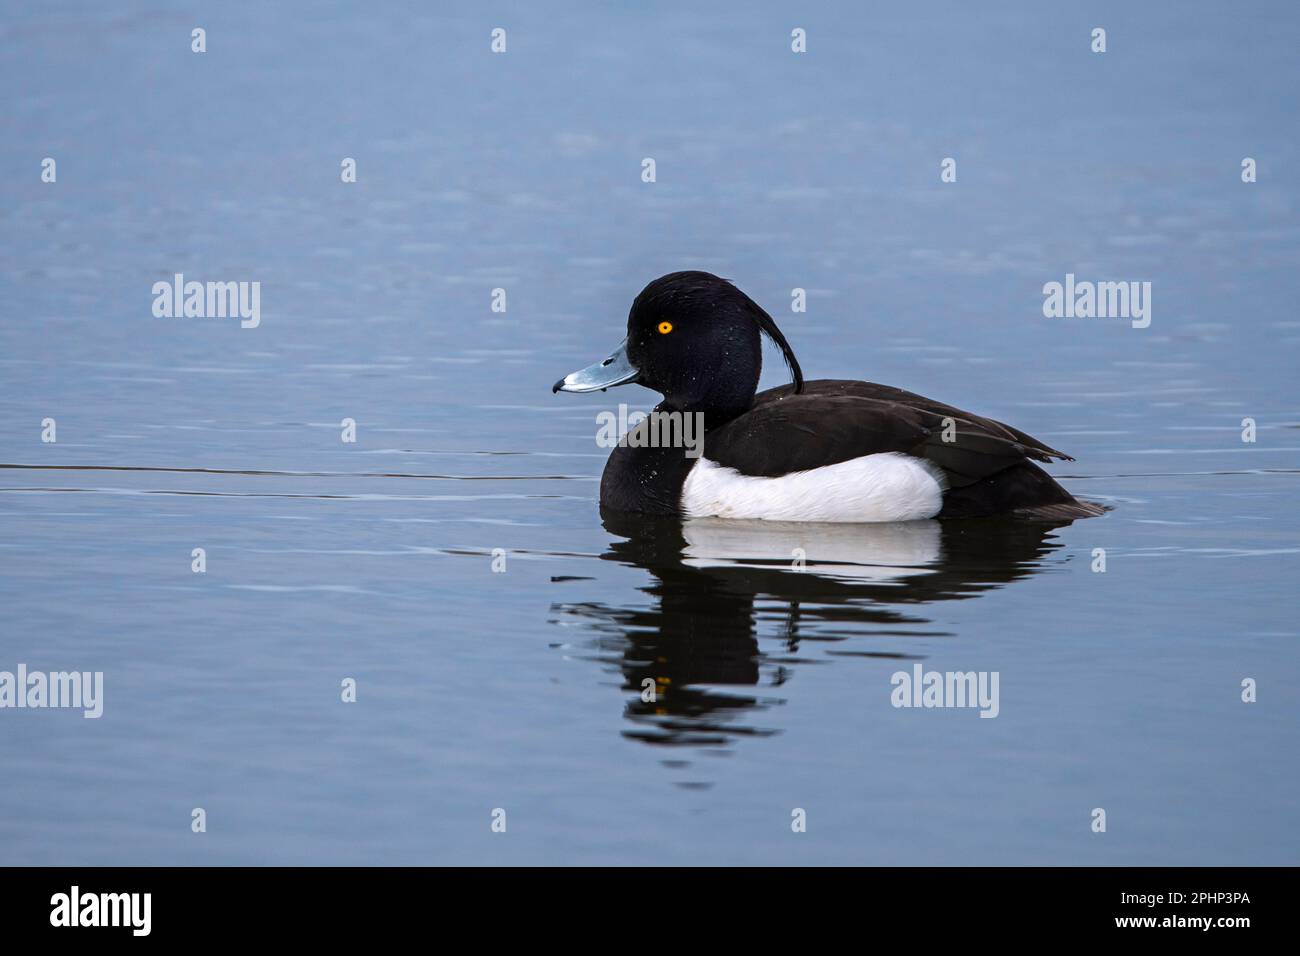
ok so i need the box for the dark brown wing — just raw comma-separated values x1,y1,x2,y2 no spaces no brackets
752,380,1072,459
706,379,1072,491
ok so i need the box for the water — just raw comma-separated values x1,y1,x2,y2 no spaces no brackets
1,1,1297,865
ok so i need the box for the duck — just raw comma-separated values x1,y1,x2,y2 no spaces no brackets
553,271,1103,522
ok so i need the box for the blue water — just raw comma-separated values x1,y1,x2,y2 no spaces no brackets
1,1,1297,864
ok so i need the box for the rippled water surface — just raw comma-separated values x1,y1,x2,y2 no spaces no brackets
2,1,1298,864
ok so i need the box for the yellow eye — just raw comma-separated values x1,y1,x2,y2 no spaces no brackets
658,321,673,335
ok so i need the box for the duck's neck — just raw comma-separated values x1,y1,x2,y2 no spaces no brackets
658,362,759,430
658,390,755,431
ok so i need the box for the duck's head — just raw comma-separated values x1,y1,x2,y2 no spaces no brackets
553,271,803,417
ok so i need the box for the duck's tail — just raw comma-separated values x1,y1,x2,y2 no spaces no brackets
1010,499,1108,521
938,460,1105,520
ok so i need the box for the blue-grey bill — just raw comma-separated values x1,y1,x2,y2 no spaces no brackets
552,338,639,393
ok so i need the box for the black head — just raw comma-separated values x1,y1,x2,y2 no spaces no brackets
554,271,803,420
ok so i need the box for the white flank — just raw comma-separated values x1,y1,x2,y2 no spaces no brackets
680,452,947,523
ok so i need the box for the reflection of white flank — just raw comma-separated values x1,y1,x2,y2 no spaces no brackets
681,517,941,583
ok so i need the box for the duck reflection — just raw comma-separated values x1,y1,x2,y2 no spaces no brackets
552,510,1076,750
